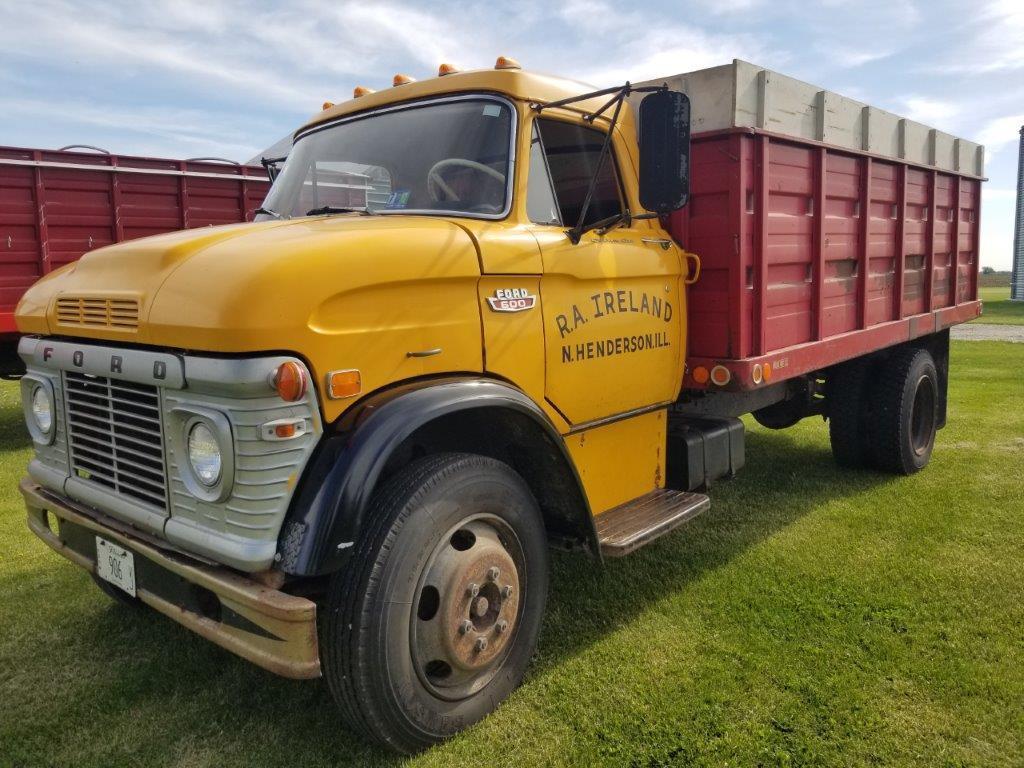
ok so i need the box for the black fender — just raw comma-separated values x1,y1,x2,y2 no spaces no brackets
277,376,597,576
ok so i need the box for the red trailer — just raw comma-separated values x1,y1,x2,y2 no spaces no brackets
0,145,270,371
637,61,983,398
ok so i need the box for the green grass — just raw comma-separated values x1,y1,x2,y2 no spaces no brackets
975,286,1024,325
2,342,1024,767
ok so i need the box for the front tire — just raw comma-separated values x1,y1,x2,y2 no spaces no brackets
322,453,549,753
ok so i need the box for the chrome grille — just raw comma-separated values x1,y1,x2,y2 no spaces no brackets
64,371,167,509
56,297,140,330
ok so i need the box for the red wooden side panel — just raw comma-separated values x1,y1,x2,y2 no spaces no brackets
0,146,271,333
669,129,982,385
763,141,815,351
0,162,42,324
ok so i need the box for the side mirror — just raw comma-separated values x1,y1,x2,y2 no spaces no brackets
638,90,690,213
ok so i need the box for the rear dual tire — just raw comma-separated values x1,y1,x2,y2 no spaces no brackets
322,453,548,754
827,346,939,475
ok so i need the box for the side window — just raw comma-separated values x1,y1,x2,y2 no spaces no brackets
526,124,561,224
533,119,623,227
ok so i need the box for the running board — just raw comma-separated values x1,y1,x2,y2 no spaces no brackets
595,489,711,557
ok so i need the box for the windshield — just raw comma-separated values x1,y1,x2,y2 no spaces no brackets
258,97,514,220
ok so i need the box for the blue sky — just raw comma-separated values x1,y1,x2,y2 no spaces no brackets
2,0,1021,268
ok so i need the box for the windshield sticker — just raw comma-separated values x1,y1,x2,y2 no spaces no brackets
385,190,412,209
482,104,502,118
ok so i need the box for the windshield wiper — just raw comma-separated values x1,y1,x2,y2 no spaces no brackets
305,206,372,217
254,206,282,219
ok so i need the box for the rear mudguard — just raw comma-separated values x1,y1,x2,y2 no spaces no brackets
277,376,596,577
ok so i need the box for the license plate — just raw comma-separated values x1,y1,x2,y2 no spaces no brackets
95,536,136,597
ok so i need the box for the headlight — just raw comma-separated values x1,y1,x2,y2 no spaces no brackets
31,385,53,434
187,422,222,486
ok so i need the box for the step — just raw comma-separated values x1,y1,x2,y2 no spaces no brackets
595,489,711,557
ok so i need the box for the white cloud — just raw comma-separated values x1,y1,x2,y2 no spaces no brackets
980,188,1017,270
936,0,1024,74
899,97,961,129
976,116,1024,153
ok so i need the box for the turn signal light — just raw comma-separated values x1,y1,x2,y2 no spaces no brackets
393,73,416,86
273,361,308,402
353,86,375,98
763,362,773,382
322,101,335,111
495,56,521,70
327,369,361,399
438,63,460,76
710,365,732,387
691,366,709,385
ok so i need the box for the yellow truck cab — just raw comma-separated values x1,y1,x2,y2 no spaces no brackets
15,57,977,752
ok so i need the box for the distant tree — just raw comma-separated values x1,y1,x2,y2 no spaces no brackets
982,266,996,274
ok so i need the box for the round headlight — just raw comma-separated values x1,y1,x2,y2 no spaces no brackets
187,422,222,486
31,386,53,434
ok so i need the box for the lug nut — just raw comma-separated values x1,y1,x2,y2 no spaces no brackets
501,585,513,599
486,566,500,581
495,620,509,634
466,582,480,598
474,637,488,652
458,620,473,635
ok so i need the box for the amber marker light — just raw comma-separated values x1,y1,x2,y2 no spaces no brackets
710,365,732,387
353,86,375,98
327,369,362,399
393,73,416,86
763,362,773,382
692,366,710,385
494,56,521,70
273,361,308,402
322,101,335,111
438,63,460,76
274,423,297,439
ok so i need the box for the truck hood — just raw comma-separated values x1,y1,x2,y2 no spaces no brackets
16,215,483,350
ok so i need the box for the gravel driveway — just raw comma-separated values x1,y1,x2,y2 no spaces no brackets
951,323,1024,342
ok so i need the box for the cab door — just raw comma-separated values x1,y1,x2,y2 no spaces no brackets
526,117,683,427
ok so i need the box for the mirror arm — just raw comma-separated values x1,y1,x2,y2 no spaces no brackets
260,155,287,183
566,89,627,245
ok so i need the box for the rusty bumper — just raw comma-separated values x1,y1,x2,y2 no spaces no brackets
21,479,320,680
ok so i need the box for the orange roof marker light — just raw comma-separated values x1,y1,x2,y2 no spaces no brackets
495,56,521,70
438,63,460,76
353,86,375,98
393,73,416,86
321,101,335,111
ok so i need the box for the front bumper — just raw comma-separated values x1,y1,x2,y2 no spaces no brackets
21,479,321,680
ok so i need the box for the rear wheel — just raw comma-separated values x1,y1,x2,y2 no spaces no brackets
827,360,872,468
869,347,938,474
322,453,548,754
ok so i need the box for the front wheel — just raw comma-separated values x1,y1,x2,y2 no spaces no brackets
322,453,549,754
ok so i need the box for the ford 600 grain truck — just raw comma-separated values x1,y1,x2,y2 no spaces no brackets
15,58,983,753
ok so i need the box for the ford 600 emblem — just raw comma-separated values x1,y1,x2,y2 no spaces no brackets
487,288,536,313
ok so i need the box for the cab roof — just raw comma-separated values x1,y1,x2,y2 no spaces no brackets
297,68,613,137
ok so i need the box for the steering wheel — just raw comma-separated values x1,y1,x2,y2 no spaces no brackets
427,158,506,203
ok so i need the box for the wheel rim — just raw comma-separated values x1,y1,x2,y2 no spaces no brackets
410,514,524,701
910,374,936,456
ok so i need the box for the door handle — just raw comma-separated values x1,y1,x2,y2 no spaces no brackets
407,348,442,358
684,253,702,285
641,237,673,250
